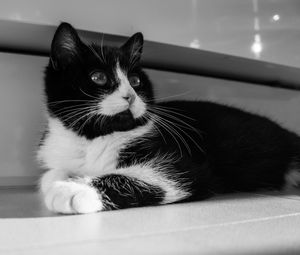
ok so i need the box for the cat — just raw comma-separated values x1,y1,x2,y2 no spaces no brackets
37,22,300,214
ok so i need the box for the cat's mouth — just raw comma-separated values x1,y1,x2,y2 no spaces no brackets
99,97,146,119
116,103,145,119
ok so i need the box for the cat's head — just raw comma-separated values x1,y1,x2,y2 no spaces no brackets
45,22,154,138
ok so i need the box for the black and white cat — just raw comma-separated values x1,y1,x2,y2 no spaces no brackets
38,22,300,214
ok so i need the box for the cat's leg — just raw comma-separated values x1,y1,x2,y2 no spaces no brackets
41,165,191,214
40,169,103,214
91,174,164,210
91,165,192,210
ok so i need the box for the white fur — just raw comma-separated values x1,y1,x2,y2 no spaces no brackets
44,177,103,214
99,62,146,118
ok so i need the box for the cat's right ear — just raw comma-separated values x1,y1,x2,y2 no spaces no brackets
121,32,144,61
50,22,83,70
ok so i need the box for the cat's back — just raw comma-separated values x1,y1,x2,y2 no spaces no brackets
157,100,297,138
156,100,300,191
157,100,300,161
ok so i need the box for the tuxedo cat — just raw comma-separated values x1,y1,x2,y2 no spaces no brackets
37,22,300,214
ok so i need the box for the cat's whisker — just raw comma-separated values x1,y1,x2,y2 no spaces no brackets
65,113,88,130
149,108,205,154
79,88,100,100
150,105,197,122
149,112,184,157
150,104,186,112
101,115,109,130
148,91,192,102
100,33,107,65
163,118,204,154
88,44,106,64
48,99,92,106
149,109,205,155
148,107,202,136
58,103,100,126
148,107,197,132
95,114,105,130
77,110,99,133
67,109,96,130
158,117,192,156
53,104,97,115
53,103,99,118
144,113,167,144
60,108,93,124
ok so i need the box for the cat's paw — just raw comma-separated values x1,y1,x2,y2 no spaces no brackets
44,180,103,214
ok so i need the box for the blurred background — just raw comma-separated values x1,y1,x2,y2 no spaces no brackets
1,0,300,66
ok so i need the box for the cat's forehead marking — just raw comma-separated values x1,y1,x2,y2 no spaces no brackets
114,61,135,97
115,61,129,86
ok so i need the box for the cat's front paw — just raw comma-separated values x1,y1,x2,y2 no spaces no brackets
44,180,103,214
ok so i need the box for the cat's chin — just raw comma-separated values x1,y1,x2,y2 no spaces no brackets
115,109,134,120
111,110,142,131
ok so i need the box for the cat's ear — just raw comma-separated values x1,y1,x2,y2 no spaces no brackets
50,22,83,70
121,32,144,61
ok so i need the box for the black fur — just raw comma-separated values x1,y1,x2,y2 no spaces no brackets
91,175,165,210
44,23,300,210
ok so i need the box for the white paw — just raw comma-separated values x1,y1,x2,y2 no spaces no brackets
44,180,103,214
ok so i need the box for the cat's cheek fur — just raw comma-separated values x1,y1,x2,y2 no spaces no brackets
98,94,146,118
98,89,146,118
99,92,129,116
130,96,146,119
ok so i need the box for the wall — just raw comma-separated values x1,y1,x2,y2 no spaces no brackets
0,53,46,186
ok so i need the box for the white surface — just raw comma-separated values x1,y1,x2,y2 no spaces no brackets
1,188,300,254
0,0,300,67
1,52,300,182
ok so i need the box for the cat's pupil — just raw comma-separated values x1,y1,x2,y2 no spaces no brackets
91,71,107,85
129,75,140,87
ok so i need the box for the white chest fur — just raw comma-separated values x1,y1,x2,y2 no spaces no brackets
37,117,153,177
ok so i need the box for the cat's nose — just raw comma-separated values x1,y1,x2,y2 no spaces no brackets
123,94,135,105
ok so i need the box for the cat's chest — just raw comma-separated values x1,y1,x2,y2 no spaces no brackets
83,132,133,175
39,118,153,176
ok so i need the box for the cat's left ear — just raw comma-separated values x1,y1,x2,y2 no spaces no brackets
50,22,84,70
121,32,144,60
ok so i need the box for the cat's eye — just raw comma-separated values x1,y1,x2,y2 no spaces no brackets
90,71,107,85
129,75,141,88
